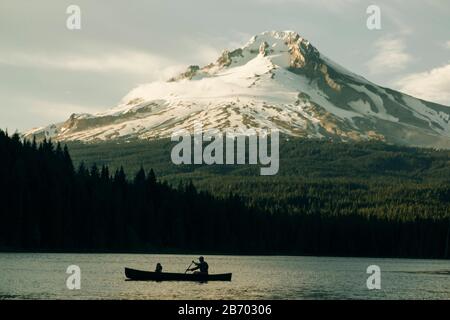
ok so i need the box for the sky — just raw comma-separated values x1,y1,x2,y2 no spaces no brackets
0,0,449,132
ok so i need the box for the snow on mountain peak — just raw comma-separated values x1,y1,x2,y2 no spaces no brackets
165,31,319,83
24,31,450,148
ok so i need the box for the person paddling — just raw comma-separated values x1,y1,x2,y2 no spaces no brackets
188,256,209,274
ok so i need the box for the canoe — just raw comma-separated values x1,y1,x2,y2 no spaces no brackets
125,267,232,282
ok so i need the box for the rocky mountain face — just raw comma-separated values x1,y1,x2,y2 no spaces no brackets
25,31,450,148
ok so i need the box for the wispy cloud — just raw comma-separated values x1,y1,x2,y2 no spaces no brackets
253,0,360,13
367,36,413,75
0,50,185,80
24,99,104,120
445,41,450,50
0,96,107,132
394,64,450,106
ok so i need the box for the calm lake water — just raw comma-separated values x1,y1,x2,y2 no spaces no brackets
0,253,449,300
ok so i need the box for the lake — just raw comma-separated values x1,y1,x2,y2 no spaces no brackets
0,253,449,300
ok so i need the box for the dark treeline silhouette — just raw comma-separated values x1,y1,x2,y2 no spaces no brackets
0,130,449,258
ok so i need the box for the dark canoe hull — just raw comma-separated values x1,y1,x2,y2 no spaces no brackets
124,268,232,282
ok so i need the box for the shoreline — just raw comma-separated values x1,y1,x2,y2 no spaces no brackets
0,250,448,261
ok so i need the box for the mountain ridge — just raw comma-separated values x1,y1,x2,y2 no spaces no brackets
24,31,450,148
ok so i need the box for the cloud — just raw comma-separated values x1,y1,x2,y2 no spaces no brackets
24,99,104,120
0,50,185,80
367,36,413,75
446,41,450,50
253,0,360,13
394,64,450,106
0,96,108,132
193,45,221,65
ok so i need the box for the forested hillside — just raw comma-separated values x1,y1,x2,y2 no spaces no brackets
67,138,450,182
1,131,449,258
67,138,450,220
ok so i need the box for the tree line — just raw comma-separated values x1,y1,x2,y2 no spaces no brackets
0,130,449,258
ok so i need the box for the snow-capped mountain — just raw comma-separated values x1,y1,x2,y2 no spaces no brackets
25,31,450,148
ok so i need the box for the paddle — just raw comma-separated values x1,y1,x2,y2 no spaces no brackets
185,262,194,274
